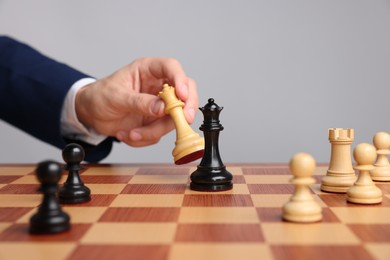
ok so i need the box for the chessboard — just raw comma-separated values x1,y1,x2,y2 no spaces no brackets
0,163,389,260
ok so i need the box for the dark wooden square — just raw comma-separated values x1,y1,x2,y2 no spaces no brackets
175,224,264,242
121,184,186,194
242,167,290,175
0,184,39,194
348,224,390,242
99,207,180,222
271,245,374,260
69,245,170,260
183,194,253,207
0,223,90,242
247,184,295,194
0,207,33,221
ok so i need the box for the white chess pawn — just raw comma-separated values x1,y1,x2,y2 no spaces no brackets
282,153,322,223
371,132,390,181
347,143,383,204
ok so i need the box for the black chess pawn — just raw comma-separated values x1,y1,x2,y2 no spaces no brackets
59,143,91,204
29,160,70,234
190,98,233,191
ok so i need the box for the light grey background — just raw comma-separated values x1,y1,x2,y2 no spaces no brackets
0,0,389,164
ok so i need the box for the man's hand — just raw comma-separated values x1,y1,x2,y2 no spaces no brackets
75,57,199,147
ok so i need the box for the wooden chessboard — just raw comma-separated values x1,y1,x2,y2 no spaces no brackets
0,163,389,260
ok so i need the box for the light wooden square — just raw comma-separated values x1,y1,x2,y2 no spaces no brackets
251,194,327,208
129,175,188,184
0,166,35,176
62,207,107,223
17,207,107,224
245,175,290,184
178,207,259,223
0,195,40,207
169,243,272,260
331,207,390,224
111,194,184,207
81,223,176,244
262,223,360,244
0,242,76,260
87,184,126,194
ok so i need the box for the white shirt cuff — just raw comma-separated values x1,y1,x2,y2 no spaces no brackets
60,78,108,145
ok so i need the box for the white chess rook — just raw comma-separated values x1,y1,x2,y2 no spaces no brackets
321,128,356,193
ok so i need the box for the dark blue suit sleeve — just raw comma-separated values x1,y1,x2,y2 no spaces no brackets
0,36,113,162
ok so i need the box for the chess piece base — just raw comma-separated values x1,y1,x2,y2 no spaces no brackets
347,185,383,204
175,149,204,165
320,173,356,193
282,201,322,223
59,185,91,204
190,181,233,192
371,167,390,181
173,134,204,165
29,212,70,234
320,184,349,193
190,167,233,191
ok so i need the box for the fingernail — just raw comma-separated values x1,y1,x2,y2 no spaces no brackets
152,100,164,115
130,130,142,141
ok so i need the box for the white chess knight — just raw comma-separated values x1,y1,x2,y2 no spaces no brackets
347,143,383,204
371,132,390,181
282,153,322,223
